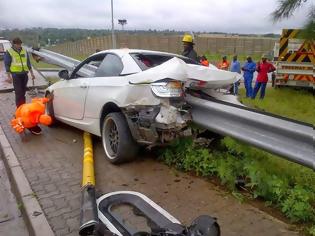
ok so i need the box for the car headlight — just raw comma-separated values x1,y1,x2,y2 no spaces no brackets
151,80,183,98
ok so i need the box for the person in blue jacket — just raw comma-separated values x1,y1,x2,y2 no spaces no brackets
230,55,241,95
241,56,256,97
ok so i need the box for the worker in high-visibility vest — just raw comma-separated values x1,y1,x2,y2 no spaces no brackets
4,37,41,135
182,34,198,62
217,56,230,70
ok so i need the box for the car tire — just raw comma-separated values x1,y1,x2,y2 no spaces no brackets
102,112,139,164
45,92,57,126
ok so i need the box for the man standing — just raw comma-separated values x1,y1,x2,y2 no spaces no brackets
182,34,198,61
230,55,241,95
217,56,230,70
4,37,41,135
251,55,276,100
241,56,256,97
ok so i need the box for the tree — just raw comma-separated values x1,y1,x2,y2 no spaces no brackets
272,0,314,39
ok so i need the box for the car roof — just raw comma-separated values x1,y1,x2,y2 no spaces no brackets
0,40,10,44
94,48,183,58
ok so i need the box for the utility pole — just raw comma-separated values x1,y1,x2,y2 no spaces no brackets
111,0,116,49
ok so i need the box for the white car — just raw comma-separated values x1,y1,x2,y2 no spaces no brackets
0,39,11,59
45,49,240,163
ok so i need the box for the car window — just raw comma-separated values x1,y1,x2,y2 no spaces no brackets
130,53,200,71
71,54,105,79
95,53,123,77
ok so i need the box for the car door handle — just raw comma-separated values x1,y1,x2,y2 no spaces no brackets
80,85,87,88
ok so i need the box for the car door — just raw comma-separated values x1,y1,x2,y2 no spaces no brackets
53,54,105,120
84,53,127,120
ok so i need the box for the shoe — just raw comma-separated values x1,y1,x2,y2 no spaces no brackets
29,126,42,135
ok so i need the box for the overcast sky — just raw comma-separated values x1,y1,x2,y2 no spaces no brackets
0,0,312,34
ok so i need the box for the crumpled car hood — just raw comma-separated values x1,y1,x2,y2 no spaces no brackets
128,57,242,88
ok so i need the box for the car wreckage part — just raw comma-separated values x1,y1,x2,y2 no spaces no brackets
150,80,183,98
80,132,99,235
186,94,315,170
123,100,191,145
96,192,220,236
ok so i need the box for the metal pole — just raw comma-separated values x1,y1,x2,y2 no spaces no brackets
111,0,116,49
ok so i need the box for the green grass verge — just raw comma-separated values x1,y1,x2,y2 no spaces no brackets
160,88,315,233
204,53,262,64
239,88,315,125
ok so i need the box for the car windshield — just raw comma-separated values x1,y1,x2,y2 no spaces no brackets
130,52,199,71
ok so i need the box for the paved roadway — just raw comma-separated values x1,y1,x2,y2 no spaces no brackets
0,61,299,236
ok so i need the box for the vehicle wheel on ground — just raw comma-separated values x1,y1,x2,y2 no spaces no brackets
102,112,139,164
45,92,57,126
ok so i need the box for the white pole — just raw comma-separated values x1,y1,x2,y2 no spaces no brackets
111,0,116,49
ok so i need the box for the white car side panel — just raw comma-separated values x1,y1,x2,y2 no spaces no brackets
84,76,160,119
52,78,89,120
56,115,101,136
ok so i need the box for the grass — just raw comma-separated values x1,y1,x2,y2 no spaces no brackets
238,88,315,125
160,87,315,233
204,53,262,64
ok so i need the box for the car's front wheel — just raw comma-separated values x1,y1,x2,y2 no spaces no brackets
102,112,139,164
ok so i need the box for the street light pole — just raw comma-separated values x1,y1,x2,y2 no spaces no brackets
111,0,116,49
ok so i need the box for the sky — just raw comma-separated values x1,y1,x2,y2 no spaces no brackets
0,0,313,34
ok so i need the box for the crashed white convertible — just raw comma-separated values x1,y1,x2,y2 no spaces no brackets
44,49,241,163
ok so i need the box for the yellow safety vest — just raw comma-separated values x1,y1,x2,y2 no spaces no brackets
7,48,29,73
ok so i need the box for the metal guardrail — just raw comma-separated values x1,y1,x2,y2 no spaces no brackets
186,94,315,170
26,47,81,71
27,48,97,78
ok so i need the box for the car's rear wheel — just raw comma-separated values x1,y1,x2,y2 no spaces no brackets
102,112,139,164
45,92,57,126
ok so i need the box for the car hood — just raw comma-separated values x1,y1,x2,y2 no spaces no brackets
128,57,242,88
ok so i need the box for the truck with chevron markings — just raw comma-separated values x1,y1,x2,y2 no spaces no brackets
273,29,315,89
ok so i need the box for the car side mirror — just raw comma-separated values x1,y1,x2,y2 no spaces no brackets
58,70,69,80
